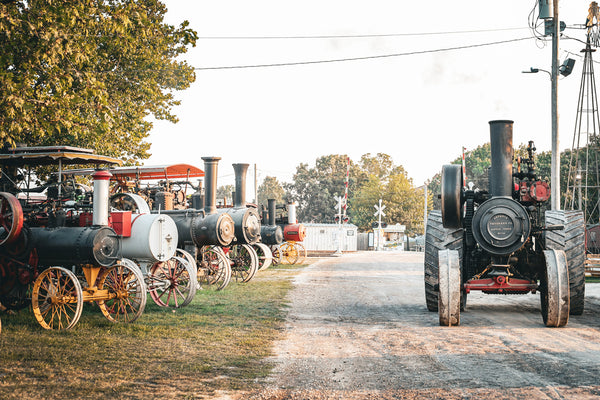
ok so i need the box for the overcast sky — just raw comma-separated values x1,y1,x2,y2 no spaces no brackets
146,1,593,198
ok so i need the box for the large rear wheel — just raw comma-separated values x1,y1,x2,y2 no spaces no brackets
424,210,464,312
97,258,147,323
545,210,585,315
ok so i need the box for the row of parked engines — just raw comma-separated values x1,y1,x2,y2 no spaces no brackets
0,152,305,331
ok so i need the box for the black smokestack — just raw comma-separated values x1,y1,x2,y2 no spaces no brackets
489,120,514,197
233,163,249,208
202,156,220,214
268,199,276,226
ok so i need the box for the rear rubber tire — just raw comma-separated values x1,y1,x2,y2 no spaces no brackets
545,210,585,315
424,210,463,312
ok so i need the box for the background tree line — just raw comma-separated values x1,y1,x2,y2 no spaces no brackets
256,153,430,236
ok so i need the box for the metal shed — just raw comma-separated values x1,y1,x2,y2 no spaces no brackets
301,223,358,254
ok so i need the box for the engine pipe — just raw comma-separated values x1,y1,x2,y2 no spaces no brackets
92,169,112,226
489,120,514,198
201,156,220,215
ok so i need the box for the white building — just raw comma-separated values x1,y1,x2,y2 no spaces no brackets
301,223,358,254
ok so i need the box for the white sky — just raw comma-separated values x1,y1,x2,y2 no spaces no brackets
146,1,593,197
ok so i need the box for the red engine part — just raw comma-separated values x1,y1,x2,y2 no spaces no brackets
79,212,93,227
464,276,538,294
284,224,306,242
519,181,550,203
110,211,132,237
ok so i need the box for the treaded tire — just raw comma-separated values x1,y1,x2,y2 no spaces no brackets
424,210,464,312
545,210,586,315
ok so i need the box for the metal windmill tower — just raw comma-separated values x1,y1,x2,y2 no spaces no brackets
564,13,600,227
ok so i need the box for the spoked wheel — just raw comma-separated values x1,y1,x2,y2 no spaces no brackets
198,246,232,290
541,249,570,327
270,245,282,266
148,256,197,308
438,249,461,327
0,192,23,245
97,258,147,323
280,242,299,265
253,243,273,271
294,242,307,264
229,244,258,282
31,267,83,330
176,248,201,292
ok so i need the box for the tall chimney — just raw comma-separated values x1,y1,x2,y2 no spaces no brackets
288,203,297,224
268,199,276,226
233,163,249,208
92,169,112,226
202,157,220,214
489,120,514,197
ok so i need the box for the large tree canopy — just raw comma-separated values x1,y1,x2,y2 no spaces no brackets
0,0,197,163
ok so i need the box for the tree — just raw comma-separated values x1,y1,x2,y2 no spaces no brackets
285,155,357,223
216,184,234,206
0,0,197,163
257,176,285,210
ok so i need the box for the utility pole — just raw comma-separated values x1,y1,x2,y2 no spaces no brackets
551,0,560,210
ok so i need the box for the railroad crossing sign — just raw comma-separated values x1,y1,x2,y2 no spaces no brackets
374,200,386,217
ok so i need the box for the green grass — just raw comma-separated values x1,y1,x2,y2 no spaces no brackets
586,276,600,283
0,263,308,399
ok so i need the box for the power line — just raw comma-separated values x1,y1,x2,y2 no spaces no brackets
196,27,529,40
195,36,533,70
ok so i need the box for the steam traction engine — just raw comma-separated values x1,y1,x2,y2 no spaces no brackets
0,146,149,330
425,120,586,327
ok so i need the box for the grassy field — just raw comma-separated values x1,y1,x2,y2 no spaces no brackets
0,263,307,399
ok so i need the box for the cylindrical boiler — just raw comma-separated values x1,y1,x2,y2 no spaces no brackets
284,224,306,242
121,213,178,262
31,226,121,267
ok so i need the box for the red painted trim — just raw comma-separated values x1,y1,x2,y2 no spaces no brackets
464,277,538,294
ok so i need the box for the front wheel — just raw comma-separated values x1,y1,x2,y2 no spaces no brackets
540,249,570,327
31,267,83,330
97,258,147,323
438,250,461,327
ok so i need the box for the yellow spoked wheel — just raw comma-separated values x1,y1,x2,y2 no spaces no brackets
280,242,299,265
97,259,146,323
32,267,83,330
294,242,307,264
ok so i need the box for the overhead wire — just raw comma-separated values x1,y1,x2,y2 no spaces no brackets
195,27,529,40
194,36,533,71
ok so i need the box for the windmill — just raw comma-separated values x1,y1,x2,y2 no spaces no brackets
564,2,600,253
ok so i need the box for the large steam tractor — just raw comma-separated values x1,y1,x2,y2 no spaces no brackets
425,120,585,327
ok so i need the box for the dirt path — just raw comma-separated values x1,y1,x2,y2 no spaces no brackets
249,251,600,399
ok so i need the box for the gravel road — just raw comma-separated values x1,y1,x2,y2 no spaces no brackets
249,251,600,399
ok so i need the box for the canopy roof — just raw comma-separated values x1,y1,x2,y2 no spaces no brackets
62,163,204,181
0,146,122,167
